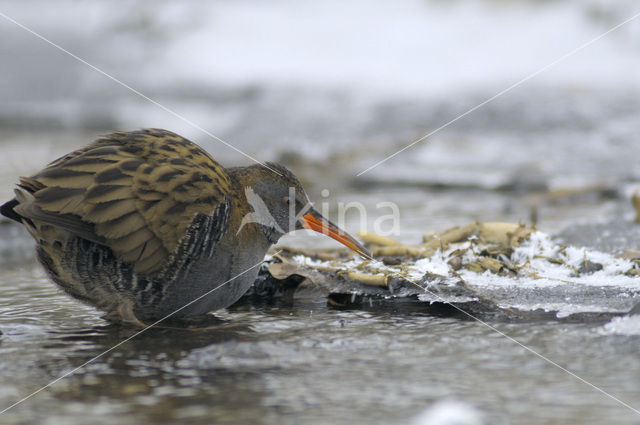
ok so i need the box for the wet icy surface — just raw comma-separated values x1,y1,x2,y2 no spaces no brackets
2,0,640,424
2,262,640,425
557,214,640,254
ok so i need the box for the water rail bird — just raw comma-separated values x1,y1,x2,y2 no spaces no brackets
1,129,371,325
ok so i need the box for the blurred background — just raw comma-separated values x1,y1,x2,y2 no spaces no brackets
1,0,639,249
2,2,640,425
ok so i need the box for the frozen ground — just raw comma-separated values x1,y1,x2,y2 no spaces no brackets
287,226,640,318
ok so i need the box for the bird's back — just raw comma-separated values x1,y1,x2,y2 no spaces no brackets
1,129,235,322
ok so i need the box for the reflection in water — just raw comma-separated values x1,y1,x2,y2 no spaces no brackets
1,312,261,424
53,318,255,358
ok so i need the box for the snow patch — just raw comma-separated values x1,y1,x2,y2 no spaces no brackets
409,254,451,279
410,399,486,425
600,314,640,336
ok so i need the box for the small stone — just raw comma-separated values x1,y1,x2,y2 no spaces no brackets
577,260,603,274
381,256,402,266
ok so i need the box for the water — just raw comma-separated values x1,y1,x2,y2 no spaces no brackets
2,1,640,424
1,269,640,425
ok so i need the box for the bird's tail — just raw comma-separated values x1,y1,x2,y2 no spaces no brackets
1,178,42,225
1,198,22,223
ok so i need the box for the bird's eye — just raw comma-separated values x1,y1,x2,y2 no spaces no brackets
283,197,290,206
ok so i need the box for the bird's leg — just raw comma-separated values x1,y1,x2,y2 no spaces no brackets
116,299,148,327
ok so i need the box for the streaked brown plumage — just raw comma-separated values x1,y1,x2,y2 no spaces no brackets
1,129,371,325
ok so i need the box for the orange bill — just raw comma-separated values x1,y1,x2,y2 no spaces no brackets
300,210,373,260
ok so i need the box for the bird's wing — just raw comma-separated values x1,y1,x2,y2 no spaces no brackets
17,129,231,275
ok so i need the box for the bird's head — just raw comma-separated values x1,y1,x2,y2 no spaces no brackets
232,162,372,260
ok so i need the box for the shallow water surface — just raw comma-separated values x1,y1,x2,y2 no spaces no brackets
1,257,640,425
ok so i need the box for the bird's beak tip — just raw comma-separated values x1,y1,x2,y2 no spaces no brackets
300,212,372,261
